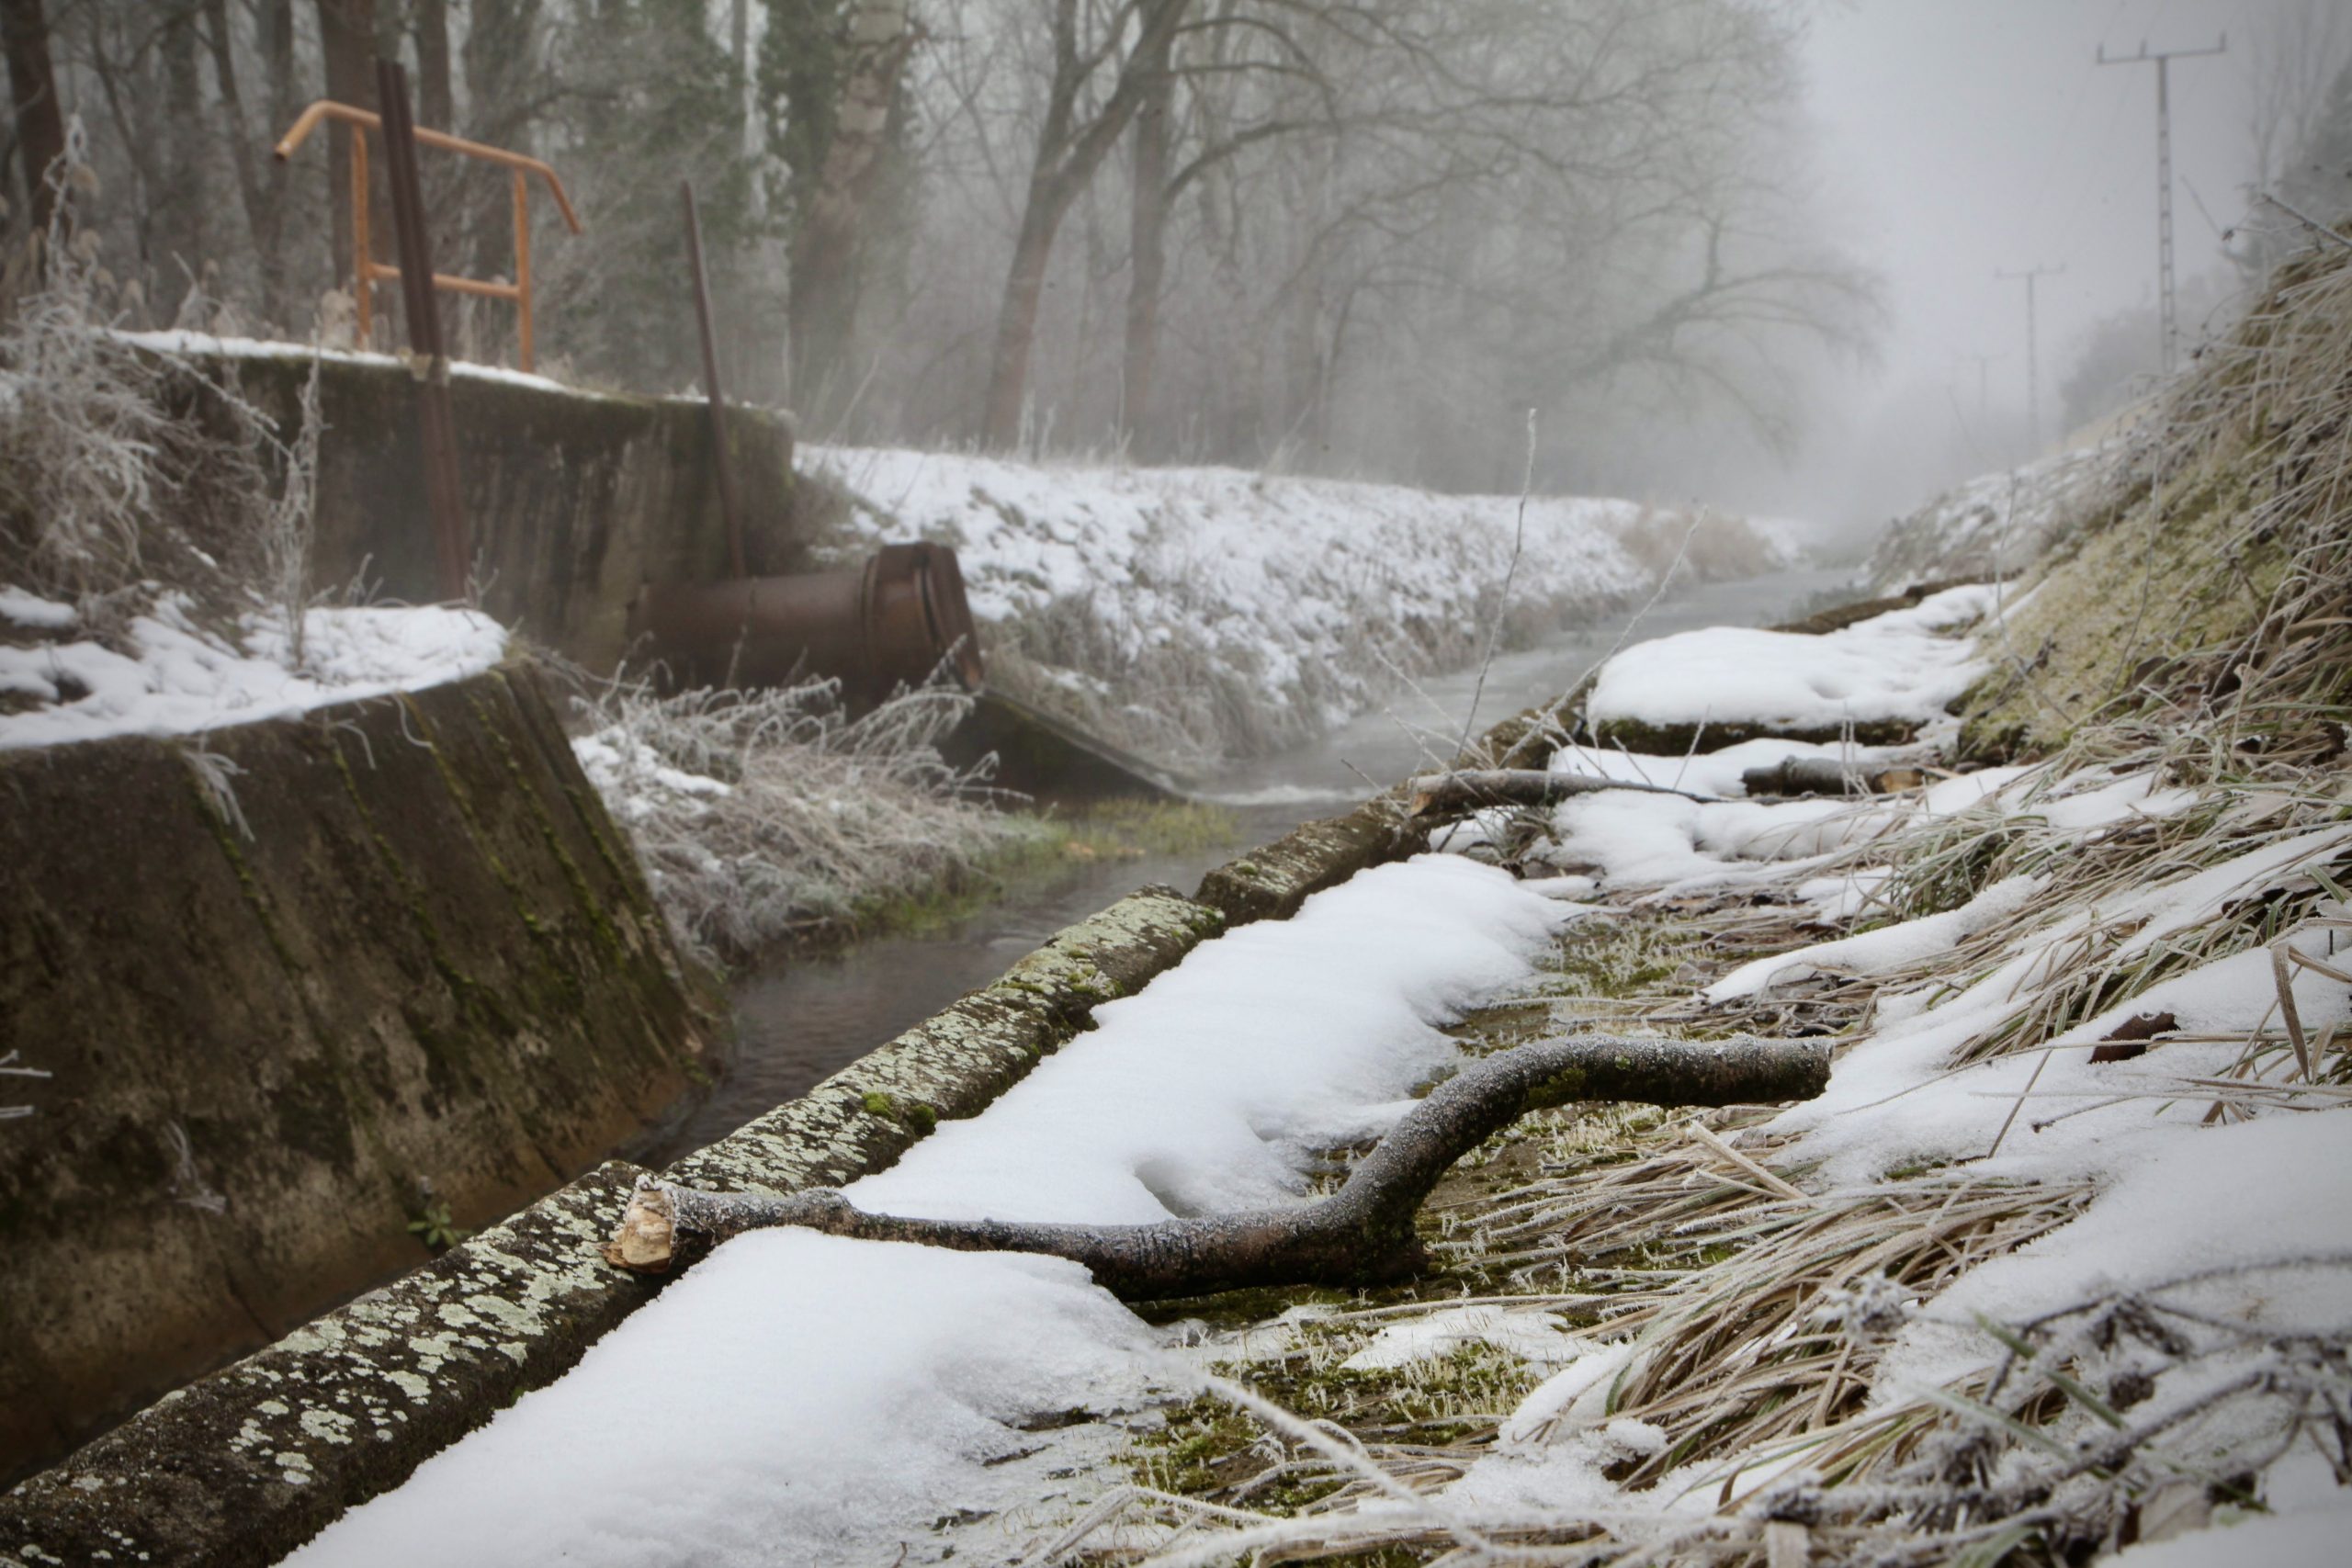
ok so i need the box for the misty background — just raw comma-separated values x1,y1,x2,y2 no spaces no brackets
6,0,2345,548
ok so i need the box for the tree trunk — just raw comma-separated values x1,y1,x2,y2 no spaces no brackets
978,0,1191,451
413,0,453,130
1405,770,1717,816
202,0,294,317
314,0,377,287
980,193,1069,449
1119,18,1174,456
788,0,911,421
607,1034,1829,1299
159,5,210,281
0,0,67,240
458,0,537,332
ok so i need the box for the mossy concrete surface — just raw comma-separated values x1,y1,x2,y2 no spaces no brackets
1194,801,1414,927
0,886,1227,1564
0,662,711,1485
175,348,808,672
0,647,1566,1562
665,885,1225,1196
0,1162,648,1568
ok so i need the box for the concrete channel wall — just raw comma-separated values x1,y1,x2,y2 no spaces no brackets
0,783,1420,1566
0,663,712,1489
168,347,811,673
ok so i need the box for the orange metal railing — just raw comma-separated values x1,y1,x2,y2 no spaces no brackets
273,100,582,372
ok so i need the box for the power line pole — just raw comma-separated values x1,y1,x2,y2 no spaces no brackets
1956,352,2003,423
1996,264,2064,452
2098,34,2227,375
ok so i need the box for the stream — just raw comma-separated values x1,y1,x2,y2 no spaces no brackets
652,561,1854,1161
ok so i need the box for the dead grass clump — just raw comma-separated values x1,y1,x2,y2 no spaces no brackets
570,674,1032,964
0,125,322,636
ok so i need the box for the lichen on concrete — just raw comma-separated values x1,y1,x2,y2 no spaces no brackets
1193,801,1412,927
0,886,1226,1564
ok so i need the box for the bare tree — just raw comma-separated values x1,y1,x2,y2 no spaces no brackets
1,0,67,241
787,0,917,417
979,0,1190,448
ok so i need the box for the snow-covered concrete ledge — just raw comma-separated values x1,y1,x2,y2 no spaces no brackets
0,886,1224,1566
0,635,1536,1562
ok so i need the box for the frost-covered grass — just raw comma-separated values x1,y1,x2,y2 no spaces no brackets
275,237,2352,1567
568,675,1034,964
0,150,492,751
807,445,1794,766
1860,442,2115,594
1026,237,2352,1568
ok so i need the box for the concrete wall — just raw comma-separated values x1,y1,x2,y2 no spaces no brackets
180,348,810,672
0,791,1427,1565
0,663,713,1483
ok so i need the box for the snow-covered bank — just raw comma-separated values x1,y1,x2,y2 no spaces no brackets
289,856,1571,1566
1018,514,2350,1566
809,445,1798,763
1584,581,2002,742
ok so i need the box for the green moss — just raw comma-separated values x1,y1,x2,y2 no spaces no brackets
1594,715,1918,756
187,768,302,976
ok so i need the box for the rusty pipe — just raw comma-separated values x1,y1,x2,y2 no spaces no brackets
628,545,986,704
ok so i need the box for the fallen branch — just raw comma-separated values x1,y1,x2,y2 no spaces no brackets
606,1034,1828,1298
1740,756,1927,798
1405,769,1717,816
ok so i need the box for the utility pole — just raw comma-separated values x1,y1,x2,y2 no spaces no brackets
2098,34,2227,375
1956,352,2004,424
1996,265,2064,452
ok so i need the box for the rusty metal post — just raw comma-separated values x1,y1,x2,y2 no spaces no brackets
376,57,469,601
682,179,745,579
512,170,534,372
351,129,373,344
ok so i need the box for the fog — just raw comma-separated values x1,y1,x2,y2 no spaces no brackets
6,0,2340,544
1728,0,2331,541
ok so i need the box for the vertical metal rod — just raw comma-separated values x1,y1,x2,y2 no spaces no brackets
2155,55,2175,373
682,179,746,578
352,130,373,345
377,56,470,601
512,170,534,373
1996,263,2064,453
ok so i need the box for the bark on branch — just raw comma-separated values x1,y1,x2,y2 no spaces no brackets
606,1034,1826,1299
1406,769,1716,816
1739,757,1927,799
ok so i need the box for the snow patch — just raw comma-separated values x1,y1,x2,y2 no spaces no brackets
0,600,506,750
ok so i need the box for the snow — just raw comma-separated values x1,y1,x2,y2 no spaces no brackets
286,1235,1160,1568
1702,874,2045,1002
854,855,1571,1223
1549,735,1912,799
2104,1496,2352,1568
808,443,1690,754
815,443,1651,631
1339,1304,1590,1373
114,329,616,400
294,855,1575,1567
0,599,505,750
1586,582,2004,733
1876,1111,2352,1398
1459,564,2352,1552
571,731,732,825
0,586,76,631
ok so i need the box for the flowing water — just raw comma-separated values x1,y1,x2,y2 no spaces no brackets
653,562,1854,1161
